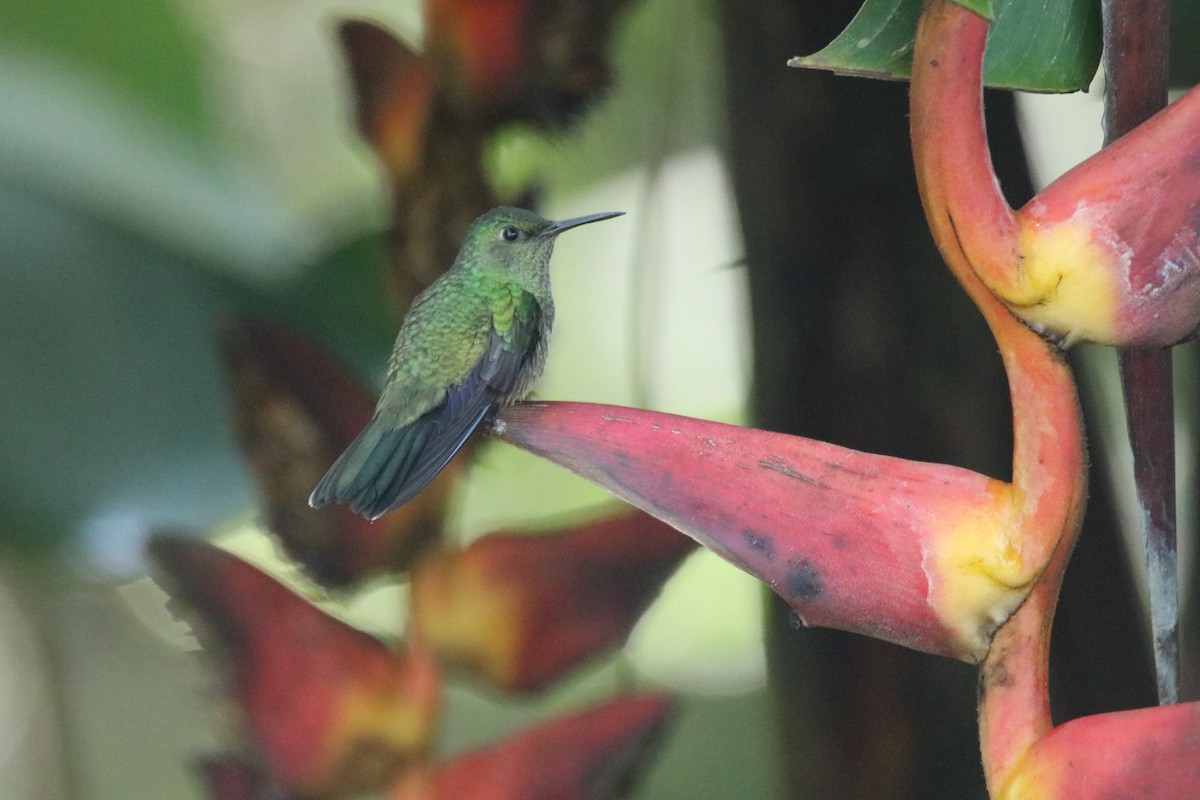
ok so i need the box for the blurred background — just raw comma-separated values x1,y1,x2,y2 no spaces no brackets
1,0,1197,798
0,0,764,796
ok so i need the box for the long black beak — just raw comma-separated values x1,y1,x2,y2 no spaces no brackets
540,210,624,237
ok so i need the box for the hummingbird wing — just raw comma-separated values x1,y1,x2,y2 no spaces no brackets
310,296,542,520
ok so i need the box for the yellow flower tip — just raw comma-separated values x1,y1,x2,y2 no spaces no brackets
926,491,1038,659
323,677,439,795
995,761,1058,800
410,551,523,687
1005,207,1121,346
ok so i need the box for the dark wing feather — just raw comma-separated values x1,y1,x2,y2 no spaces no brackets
309,301,541,520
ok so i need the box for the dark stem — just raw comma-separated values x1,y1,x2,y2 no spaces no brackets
1102,0,1169,141
1102,0,1178,705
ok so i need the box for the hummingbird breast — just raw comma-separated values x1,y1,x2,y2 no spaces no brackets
497,287,553,405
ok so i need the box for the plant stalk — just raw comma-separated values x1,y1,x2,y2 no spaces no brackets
1102,0,1178,706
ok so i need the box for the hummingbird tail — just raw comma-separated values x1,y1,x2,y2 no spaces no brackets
309,395,495,520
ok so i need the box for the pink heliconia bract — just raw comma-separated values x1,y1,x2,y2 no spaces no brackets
409,510,695,691
148,534,442,799
387,692,674,800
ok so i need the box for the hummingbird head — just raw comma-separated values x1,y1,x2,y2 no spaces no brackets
456,206,624,292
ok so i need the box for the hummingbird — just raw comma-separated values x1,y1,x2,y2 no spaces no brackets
309,206,623,520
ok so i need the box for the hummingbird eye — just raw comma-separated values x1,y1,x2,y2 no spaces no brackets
499,226,522,243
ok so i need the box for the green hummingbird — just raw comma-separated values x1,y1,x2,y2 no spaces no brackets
309,206,623,520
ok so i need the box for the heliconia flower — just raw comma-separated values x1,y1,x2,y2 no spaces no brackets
909,0,1200,348
1013,91,1200,347
409,511,695,692
147,535,442,799
386,693,674,800
972,468,1200,799
991,701,1200,799
339,21,436,185
492,387,1083,666
423,0,631,128
220,319,456,587
422,0,530,116
336,20,497,314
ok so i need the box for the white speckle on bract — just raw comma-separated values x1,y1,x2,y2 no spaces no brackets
857,38,870,49
491,418,507,435
1151,235,1200,297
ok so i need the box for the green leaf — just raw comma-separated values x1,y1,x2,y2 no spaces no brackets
954,0,996,18
788,0,1101,93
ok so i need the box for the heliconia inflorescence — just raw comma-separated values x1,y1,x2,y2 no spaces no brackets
910,2,1200,797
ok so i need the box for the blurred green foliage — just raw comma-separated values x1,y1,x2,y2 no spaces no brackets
0,1,765,796
0,0,402,560
3,0,210,138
